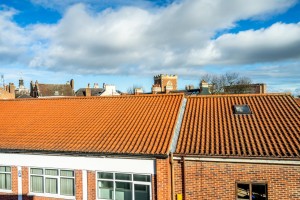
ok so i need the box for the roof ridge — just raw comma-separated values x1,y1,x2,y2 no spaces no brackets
187,93,292,98
0,93,184,102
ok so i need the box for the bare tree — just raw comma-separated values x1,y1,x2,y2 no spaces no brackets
127,85,144,94
200,72,252,94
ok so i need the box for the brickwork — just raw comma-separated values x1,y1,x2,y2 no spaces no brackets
154,75,178,92
0,88,15,99
173,160,300,200
75,170,83,200
156,159,171,200
87,171,96,200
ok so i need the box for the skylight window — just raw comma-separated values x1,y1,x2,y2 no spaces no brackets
233,104,252,114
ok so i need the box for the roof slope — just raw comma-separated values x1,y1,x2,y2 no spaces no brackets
0,94,183,157
75,88,104,96
176,94,300,159
38,84,74,97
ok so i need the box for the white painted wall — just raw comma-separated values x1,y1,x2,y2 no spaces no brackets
101,84,120,96
0,153,155,174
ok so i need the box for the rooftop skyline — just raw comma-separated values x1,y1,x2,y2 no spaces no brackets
0,0,300,94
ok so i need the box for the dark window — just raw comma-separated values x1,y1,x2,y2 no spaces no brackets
234,105,252,114
237,183,267,200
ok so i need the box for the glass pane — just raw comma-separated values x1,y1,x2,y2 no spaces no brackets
98,181,114,199
5,174,11,190
116,182,132,200
0,174,4,189
60,170,74,177
60,178,74,196
31,168,43,175
135,184,150,200
237,184,250,200
0,173,11,190
0,167,5,172
45,178,58,194
5,167,11,172
116,173,131,181
252,184,267,200
98,172,113,179
31,176,44,193
45,169,58,176
133,174,151,182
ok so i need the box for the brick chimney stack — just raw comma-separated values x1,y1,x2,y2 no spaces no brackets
134,88,143,95
70,79,74,90
85,83,91,97
8,83,15,94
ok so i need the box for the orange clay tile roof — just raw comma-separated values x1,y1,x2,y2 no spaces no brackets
175,93,300,159
295,98,300,106
0,94,183,157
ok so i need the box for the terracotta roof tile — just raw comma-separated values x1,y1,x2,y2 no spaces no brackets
176,94,300,159
0,94,183,157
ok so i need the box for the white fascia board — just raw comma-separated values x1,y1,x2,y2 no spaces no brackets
173,156,300,165
0,153,155,174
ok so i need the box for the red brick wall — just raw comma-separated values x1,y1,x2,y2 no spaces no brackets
156,158,171,200
87,171,96,200
75,170,82,200
173,159,300,200
0,89,15,99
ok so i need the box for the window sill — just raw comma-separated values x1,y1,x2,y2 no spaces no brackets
0,189,13,193
28,192,75,199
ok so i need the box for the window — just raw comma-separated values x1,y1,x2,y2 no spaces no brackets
30,168,75,197
0,166,11,190
234,105,252,114
97,172,151,200
237,183,267,200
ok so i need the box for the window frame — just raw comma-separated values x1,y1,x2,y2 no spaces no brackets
29,167,75,199
96,171,152,200
0,166,12,192
233,104,252,115
236,182,268,200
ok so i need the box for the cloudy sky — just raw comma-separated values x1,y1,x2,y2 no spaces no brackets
1,0,300,94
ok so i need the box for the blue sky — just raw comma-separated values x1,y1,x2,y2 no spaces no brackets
0,0,300,95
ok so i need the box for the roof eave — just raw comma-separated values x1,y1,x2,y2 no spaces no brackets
0,149,168,159
173,153,300,161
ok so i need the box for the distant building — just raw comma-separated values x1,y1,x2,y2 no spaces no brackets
0,83,15,99
224,83,267,94
134,88,143,95
199,80,213,95
152,74,177,93
30,79,75,98
15,78,30,98
76,83,121,97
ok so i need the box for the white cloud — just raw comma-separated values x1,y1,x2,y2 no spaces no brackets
0,7,31,63
189,22,300,65
1,0,299,79
22,0,296,75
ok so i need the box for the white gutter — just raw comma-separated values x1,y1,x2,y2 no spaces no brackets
173,156,300,165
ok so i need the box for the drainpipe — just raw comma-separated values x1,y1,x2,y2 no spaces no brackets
182,157,186,200
170,153,175,200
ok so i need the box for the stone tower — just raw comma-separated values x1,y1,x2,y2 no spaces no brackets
153,74,178,92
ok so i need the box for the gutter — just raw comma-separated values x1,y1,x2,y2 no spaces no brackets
173,156,300,165
0,149,168,159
